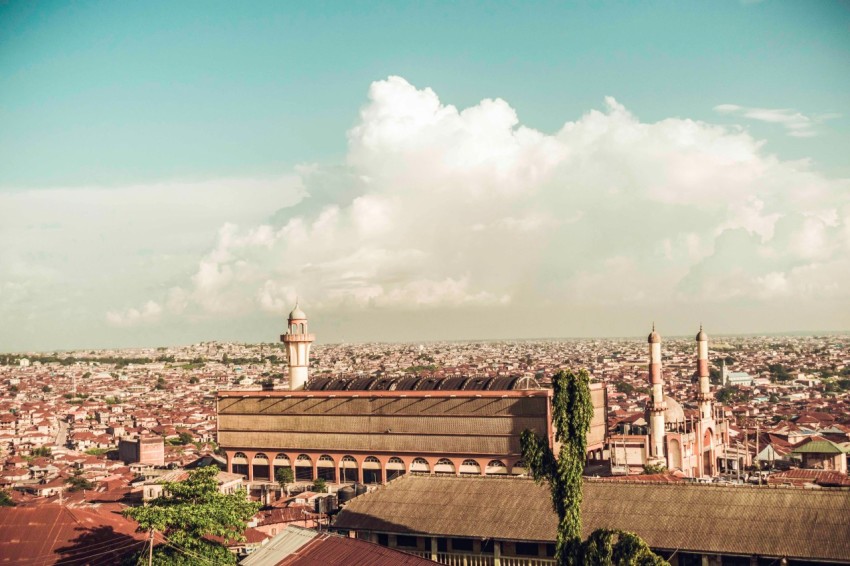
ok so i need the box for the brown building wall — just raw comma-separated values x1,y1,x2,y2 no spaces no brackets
218,386,607,484
118,436,164,466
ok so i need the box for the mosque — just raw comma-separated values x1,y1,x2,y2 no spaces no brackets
608,326,731,478
217,303,608,485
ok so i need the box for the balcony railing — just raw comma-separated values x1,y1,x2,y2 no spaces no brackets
407,550,556,566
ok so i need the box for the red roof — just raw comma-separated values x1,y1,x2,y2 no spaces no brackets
593,473,685,484
0,504,146,564
277,533,437,565
769,469,850,488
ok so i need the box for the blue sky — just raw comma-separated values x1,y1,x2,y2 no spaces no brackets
1,1,849,350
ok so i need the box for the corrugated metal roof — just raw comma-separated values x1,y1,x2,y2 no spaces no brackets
792,439,847,454
241,525,318,566
279,533,437,565
0,504,146,565
333,474,850,563
240,525,436,566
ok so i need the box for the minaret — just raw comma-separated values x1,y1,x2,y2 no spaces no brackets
696,325,712,421
647,324,666,463
280,302,315,390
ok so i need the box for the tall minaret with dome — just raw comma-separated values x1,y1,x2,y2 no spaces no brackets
281,301,315,390
646,324,667,466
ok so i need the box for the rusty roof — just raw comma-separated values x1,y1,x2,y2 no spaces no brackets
0,504,146,565
241,525,436,566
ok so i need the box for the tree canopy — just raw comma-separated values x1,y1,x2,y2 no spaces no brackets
123,465,260,565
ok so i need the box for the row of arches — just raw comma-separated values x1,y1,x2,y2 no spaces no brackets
228,452,527,483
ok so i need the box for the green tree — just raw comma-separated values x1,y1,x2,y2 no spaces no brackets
42,385,52,393
275,466,294,492
312,478,328,494
123,465,260,565
31,446,52,457
767,364,792,382
67,469,94,492
642,463,666,475
521,370,668,566
0,489,15,507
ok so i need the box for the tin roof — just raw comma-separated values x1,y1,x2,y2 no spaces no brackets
240,525,436,566
0,504,145,565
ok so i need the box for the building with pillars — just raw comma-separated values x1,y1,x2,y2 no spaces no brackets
217,304,607,485
609,325,730,478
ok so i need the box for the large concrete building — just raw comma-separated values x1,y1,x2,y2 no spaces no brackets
217,304,607,484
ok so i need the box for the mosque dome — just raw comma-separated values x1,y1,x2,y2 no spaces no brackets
663,396,685,423
645,395,686,424
696,326,708,341
289,302,307,320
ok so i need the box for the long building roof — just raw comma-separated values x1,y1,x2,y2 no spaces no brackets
333,474,850,563
304,375,538,392
218,394,551,456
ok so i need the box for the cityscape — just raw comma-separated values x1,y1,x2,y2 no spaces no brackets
1,2,849,565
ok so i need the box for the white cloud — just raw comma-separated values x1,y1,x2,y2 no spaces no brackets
3,76,849,347
131,77,846,326
714,104,840,138
106,300,163,327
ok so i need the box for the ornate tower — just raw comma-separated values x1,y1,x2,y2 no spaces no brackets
696,325,713,421
280,302,315,391
647,324,667,463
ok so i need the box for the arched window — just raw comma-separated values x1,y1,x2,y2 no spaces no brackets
434,458,455,475
317,455,336,482
273,454,291,483
339,455,358,483
232,452,248,477
386,457,405,481
460,459,481,475
511,460,527,476
252,453,270,480
294,454,313,482
410,458,430,473
362,456,381,484
486,460,508,475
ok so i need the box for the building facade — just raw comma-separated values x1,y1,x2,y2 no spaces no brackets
609,326,730,478
218,304,607,485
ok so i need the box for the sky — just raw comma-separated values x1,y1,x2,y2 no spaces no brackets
1,1,849,352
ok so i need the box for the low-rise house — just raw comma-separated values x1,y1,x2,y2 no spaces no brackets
141,469,244,501
792,437,849,473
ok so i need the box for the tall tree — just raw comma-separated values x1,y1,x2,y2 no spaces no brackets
123,465,260,565
521,369,668,566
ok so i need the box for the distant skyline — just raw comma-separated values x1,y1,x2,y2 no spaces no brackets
1,1,849,352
